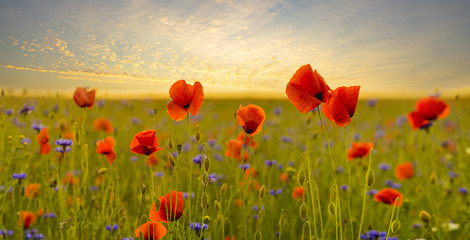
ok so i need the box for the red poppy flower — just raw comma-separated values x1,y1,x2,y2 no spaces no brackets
166,80,204,121
96,136,116,165
73,87,95,109
135,222,167,240
149,191,183,223
415,97,450,120
93,117,113,133
63,172,80,186
36,128,51,155
280,173,289,183
292,186,304,199
395,162,414,181
130,130,163,156
225,139,249,162
236,104,266,137
236,132,258,148
374,188,403,207
19,211,36,228
145,153,159,167
25,183,41,199
322,86,360,127
347,142,373,161
286,64,330,113
407,111,429,130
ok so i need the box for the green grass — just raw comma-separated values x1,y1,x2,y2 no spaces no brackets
0,95,469,240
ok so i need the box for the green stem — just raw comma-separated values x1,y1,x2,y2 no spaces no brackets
344,127,353,240
317,107,342,239
357,148,373,240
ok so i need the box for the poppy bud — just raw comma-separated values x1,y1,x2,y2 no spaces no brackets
202,173,209,186
176,144,182,154
195,125,201,142
259,185,266,199
391,219,401,233
299,202,308,221
153,108,158,115
328,202,336,216
141,184,146,194
220,183,227,196
201,192,209,209
429,171,437,184
297,169,306,186
168,153,176,167
330,184,337,202
301,221,311,240
203,156,211,172
367,169,375,187
203,215,211,224
419,210,431,224
168,138,174,150
306,113,312,125
254,231,262,240
98,168,109,174
214,200,221,211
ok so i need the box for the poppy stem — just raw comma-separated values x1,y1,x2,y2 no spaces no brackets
317,107,342,239
241,133,249,240
186,112,193,232
357,148,373,240
344,127,354,240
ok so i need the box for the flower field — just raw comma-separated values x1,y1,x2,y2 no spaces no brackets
0,68,468,240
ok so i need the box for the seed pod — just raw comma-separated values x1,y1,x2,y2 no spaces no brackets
214,200,221,211
195,125,201,142
391,219,401,233
202,172,210,186
203,156,211,172
301,221,311,240
299,202,308,221
429,171,437,185
220,183,227,196
259,185,266,199
297,169,306,186
73,122,80,144
419,211,431,224
168,153,176,167
203,215,211,224
201,192,209,209
254,230,262,240
176,144,182,154
328,202,336,216
330,184,337,202
98,168,109,174
367,169,375,187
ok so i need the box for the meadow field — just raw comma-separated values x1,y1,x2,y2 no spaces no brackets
0,92,468,240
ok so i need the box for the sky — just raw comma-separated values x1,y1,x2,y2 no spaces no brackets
0,0,469,99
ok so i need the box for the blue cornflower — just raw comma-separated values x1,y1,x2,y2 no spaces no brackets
190,222,208,231
340,185,348,191
192,154,206,165
277,164,284,170
385,179,393,187
336,166,344,173
378,163,390,171
3,109,14,116
55,147,71,153
89,185,99,191
391,183,402,189
130,117,141,125
395,115,406,127
21,138,31,145
264,160,276,167
208,173,217,182
276,188,282,195
353,133,361,141
214,153,223,161
239,164,250,171
31,123,44,132
367,99,377,107
375,130,385,139
130,156,138,162
280,136,292,143
19,103,34,115
13,173,27,179
262,134,270,141
367,189,378,196
449,171,457,179
155,172,164,177
183,192,194,199
207,139,217,148
106,223,119,231
273,107,282,116
0,229,13,237
56,139,73,147
459,187,468,195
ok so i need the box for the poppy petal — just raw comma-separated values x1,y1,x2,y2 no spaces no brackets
407,111,428,129
188,81,204,116
135,222,167,240
40,143,51,155
334,86,360,117
105,151,116,165
169,80,193,107
236,105,266,137
322,95,351,127
167,101,188,121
